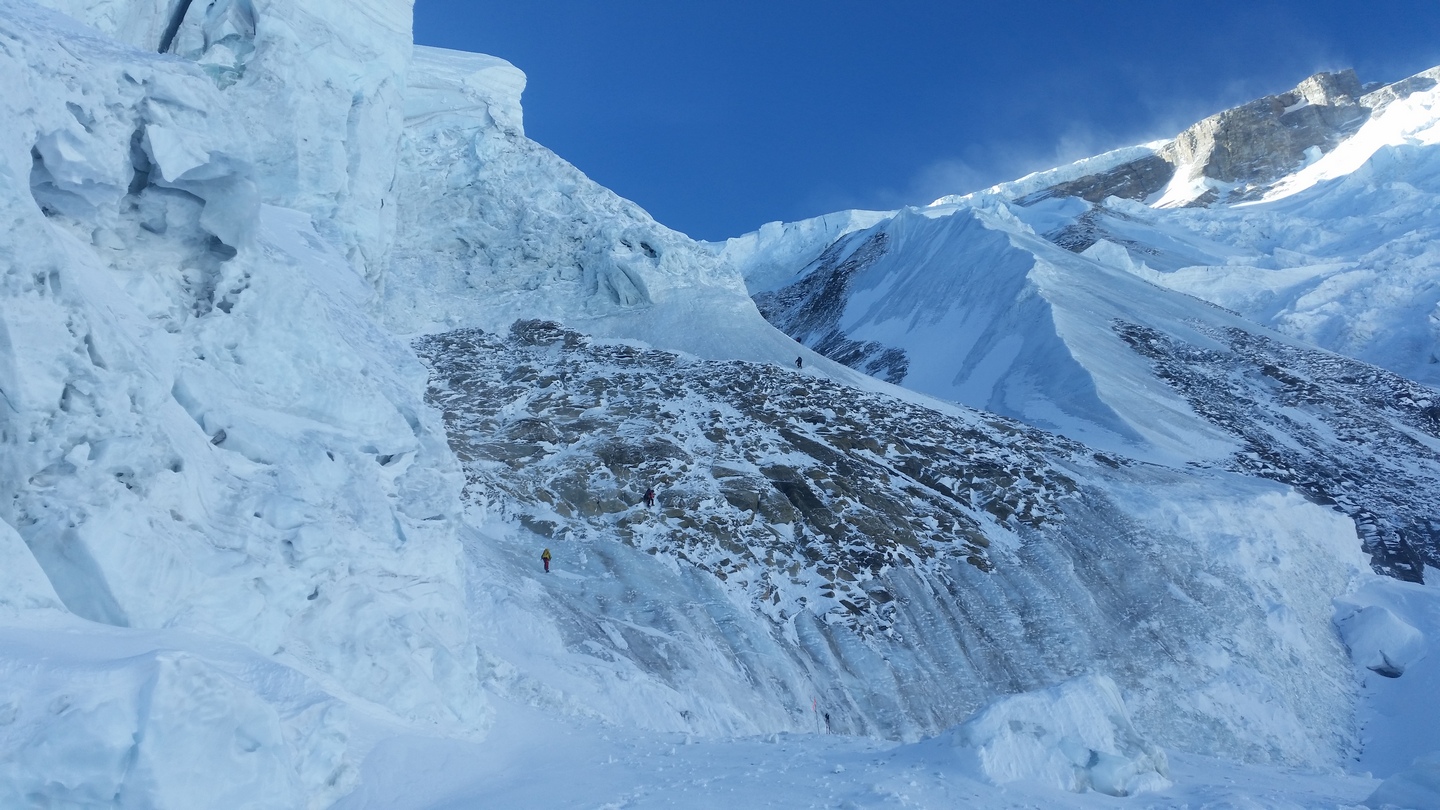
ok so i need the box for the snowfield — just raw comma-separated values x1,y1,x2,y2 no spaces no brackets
3,0,1440,807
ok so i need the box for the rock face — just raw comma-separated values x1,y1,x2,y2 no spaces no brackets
1021,154,1176,205
1025,68,1438,207
1160,70,1368,196
753,232,909,384
1116,322,1440,582
413,321,1363,765
416,321,1073,640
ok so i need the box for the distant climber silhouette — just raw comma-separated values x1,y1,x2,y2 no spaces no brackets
541,548,551,573
795,356,803,369
644,487,656,508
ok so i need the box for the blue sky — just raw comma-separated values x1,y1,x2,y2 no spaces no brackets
414,2,1440,241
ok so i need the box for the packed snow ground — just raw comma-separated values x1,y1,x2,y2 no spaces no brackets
342,571,1440,809
333,701,1378,810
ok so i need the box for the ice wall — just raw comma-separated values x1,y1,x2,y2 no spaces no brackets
37,0,413,284
1,0,483,799
31,0,187,50
385,46,823,367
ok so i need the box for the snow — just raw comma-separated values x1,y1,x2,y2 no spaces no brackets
939,674,1171,797
730,197,1257,460
1,0,484,796
1259,68,1440,204
714,208,893,294
1335,604,1425,677
1367,752,1440,809
928,141,1171,207
0,616,371,808
1071,68,1440,387
7,0,1440,806
332,697,1378,810
1335,576,1440,779
405,46,527,135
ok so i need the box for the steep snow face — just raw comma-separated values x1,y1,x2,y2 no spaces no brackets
926,65,1440,390
1079,75,1440,387
713,208,892,295
414,323,1367,767
384,46,841,370
1,1,482,800
734,201,1251,460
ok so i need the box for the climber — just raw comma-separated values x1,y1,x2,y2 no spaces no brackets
795,356,803,369
644,487,656,508
541,548,552,573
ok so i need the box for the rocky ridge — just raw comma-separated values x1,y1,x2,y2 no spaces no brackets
1023,67,1438,209
1116,321,1440,582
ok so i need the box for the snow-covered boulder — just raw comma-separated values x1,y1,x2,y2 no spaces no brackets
1336,603,1426,677
943,674,1170,797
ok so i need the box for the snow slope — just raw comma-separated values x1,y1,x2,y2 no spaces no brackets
1081,74,1440,388
736,199,1260,460
725,68,1440,581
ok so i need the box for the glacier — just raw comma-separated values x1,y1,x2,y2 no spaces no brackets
2,0,1439,807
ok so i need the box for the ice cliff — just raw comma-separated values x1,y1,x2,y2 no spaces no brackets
2,1,478,804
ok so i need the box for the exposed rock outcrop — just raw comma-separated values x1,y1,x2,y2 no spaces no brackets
752,232,909,384
1025,67,1438,208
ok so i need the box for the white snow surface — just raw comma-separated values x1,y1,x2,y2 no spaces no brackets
3,1,1436,806
1075,69,1440,387
37,0,414,283
383,45,865,376
939,674,1171,797
724,198,1266,460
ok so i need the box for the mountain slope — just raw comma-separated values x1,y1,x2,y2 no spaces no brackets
0,1,1428,806
725,66,1440,582
414,320,1364,764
